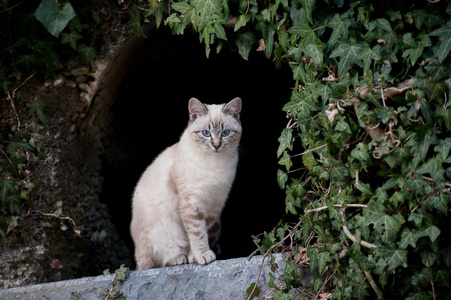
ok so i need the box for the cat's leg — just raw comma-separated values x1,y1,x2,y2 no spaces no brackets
180,201,216,265
134,241,158,270
206,217,221,254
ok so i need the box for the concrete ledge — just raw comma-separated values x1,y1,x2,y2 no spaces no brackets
0,254,287,299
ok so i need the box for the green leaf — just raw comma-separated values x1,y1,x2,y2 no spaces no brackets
277,128,293,158
317,252,332,276
34,0,76,37
302,152,316,171
415,225,441,243
300,0,315,24
26,98,47,126
408,127,438,168
430,21,451,63
416,157,445,183
288,18,314,39
277,169,288,189
375,246,408,270
369,18,392,32
236,31,256,60
278,151,293,171
234,14,250,32
191,0,223,31
434,137,451,160
330,43,364,76
127,10,146,38
303,39,326,65
363,201,401,242
77,43,96,63
246,282,261,299
399,228,417,249
61,31,82,50
360,44,381,74
327,14,351,47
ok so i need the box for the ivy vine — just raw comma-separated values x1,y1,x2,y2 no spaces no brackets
1,0,451,299
152,0,451,298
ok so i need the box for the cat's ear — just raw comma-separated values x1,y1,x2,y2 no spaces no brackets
189,98,208,122
223,97,242,120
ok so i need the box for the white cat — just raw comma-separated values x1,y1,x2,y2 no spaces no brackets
130,98,242,269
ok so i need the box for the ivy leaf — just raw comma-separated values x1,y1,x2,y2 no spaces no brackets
369,18,392,32
416,157,445,183
34,0,76,37
77,43,96,63
303,39,326,65
399,228,418,249
236,31,256,60
278,151,293,171
191,0,223,31
61,31,82,50
434,138,451,160
127,11,146,38
317,252,332,275
26,98,47,126
277,128,293,158
415,225,441,243
300,0,316,24
360,44,381,74
234,14,250,32
288,18,315,40
408,127,438,168
277,169,288,189
363,201,401,242
375,246,408,270
327,14,351,47
429,21,451,63
330,43,364,76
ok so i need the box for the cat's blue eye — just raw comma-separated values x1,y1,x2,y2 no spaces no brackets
202,130,211,137
221,130,230,137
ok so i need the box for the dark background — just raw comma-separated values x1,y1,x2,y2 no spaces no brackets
99,27,294,267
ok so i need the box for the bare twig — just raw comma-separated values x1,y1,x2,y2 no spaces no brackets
422,175,451,188
427,254,436,300
304,203,367,214
342,224,377,250
32,210,77,228
291,144,327,157
6,71,37,131
364,271,384,299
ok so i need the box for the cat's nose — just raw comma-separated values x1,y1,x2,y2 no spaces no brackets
212,140,222,150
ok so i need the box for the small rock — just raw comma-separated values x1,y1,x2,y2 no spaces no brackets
71,67,90,76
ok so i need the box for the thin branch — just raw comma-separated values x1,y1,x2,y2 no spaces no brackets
291,144,327,157
364,271,384,299
7,91,21,131
32,210,77,228
428,254,436,300
304,203,367,214
422,175,451,188
6,71,37,131
342,224,377,250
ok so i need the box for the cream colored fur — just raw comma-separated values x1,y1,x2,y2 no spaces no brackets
131,98,242,269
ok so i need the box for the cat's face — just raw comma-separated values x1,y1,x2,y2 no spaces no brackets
188,98,242,154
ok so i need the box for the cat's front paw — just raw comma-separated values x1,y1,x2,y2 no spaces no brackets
188,250,216,265
166,254,188,266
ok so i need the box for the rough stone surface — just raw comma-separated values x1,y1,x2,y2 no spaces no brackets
0,254,290,300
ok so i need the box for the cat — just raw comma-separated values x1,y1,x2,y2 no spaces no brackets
130,97,242,269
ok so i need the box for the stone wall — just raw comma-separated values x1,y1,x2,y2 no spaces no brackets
0,254,313,300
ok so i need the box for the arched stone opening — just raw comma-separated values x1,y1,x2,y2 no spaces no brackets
98,25,294,266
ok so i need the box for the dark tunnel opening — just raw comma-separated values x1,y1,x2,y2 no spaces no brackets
99,26,295,268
